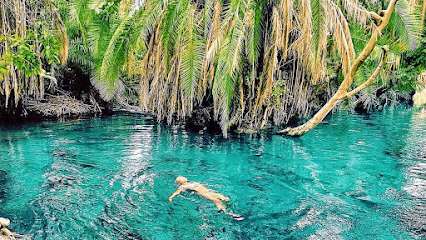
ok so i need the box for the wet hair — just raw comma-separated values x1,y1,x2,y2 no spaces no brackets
175,176,187,185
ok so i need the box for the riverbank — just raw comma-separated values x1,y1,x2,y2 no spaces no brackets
0,93,108,124
0,65,114,124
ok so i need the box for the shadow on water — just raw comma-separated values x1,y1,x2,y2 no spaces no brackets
92,204,145,240
0,169,9,207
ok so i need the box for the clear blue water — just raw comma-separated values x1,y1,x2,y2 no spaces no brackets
1,107,426,239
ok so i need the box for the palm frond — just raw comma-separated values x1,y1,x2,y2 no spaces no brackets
179,3,204,113
342,0,372,26
394,0,423,50
93,14,133,100
325,0,356,77
214,11,246,136
310,0,328,82
200,0,222,88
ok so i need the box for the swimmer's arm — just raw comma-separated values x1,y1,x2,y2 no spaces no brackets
169,187,184,202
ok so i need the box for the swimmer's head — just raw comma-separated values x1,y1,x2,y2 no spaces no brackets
175,176,188,185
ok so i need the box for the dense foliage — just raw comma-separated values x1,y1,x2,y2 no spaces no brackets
0,0,68,111
1,0,425,135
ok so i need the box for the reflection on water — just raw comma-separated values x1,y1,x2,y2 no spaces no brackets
111,124,155,192
0,109,425,239
400,110,426,238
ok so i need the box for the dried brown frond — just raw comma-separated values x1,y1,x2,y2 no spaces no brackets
343,0,372,26
26,94,101,117
59,29,69,65
418,70,426,85
256,7,281,113
200,0,221,92
48,1,69,65
293,0,311,65
279,0,293,60
0,0,67,108
325,0,355,78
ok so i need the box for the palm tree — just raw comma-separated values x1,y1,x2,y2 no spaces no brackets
64,0,423,137
279,0,424,136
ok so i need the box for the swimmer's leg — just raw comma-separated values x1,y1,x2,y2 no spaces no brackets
211,199,227,212
210,192,230,202
210,198,244,221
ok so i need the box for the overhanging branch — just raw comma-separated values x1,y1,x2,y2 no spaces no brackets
277,0,398,137
345,45,389,98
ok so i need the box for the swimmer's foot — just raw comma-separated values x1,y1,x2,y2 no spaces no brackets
228,211,244,221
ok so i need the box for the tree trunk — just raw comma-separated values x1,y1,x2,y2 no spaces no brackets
277,0,397,137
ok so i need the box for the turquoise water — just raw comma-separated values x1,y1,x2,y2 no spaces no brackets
0,108,426,239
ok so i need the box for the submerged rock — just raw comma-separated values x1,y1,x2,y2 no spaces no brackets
0,231,31,240
0,218,31,240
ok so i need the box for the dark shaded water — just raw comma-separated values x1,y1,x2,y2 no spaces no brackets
0,107,426,239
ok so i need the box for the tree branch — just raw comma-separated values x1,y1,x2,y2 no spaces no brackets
345,45,389,98
369,11,382,23
277,0,398,137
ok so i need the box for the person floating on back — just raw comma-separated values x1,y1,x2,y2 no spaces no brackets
169,176,244,220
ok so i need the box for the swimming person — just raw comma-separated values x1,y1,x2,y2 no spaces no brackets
169,176,244,220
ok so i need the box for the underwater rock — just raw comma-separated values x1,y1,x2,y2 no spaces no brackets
0,228,12,237
0,230,31,240
0,218,31,240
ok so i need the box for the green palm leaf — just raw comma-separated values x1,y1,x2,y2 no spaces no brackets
393,0,423,50
179,4,204,110
214,13,245,136
93,14,132,100
310,0,328,82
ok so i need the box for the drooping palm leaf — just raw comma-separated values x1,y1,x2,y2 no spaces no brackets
213,3,247,136
92,13,132,100
179,4,204,112
310,0,328,82
394,0,423,50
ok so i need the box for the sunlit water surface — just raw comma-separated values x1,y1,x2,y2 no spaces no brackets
1,108,426,239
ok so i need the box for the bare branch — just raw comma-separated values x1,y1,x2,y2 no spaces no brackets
369,11,382,22
277,0,398,137
345,45,389,98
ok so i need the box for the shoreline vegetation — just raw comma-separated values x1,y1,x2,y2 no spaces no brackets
1,0,426,136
